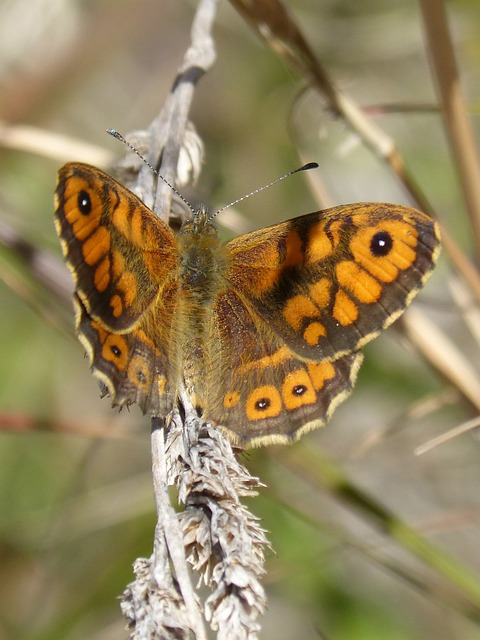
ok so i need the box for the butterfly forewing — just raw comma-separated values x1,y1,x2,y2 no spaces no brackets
55,163,180,417
226,203,441,362
54,163,178,332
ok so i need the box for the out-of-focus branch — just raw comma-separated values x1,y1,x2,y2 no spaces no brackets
418,0,480,252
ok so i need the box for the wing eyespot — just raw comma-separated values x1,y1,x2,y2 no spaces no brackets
110,344,122,357
255,397,271,411
78,190,92,216
292,384,307,396
370,231,393,257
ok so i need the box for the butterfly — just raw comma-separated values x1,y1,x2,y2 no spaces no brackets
54,162,441,447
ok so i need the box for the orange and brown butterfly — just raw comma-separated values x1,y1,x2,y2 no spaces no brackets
54,162,441,447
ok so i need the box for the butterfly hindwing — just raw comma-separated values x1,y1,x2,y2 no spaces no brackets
74,292,177,416
204,289,363,446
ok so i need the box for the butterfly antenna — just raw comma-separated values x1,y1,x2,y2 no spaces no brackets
107,129,195,213
209,161,319,221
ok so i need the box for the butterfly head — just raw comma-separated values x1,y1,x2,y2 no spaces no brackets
180,207,218,238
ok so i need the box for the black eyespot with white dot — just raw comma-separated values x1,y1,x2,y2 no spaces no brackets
110,345,122,358
370,231,393,257
78,190,92,215
255,397,271,412
292,385,307,396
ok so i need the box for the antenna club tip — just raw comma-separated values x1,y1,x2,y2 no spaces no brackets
300,162,319,171
106,129,125,142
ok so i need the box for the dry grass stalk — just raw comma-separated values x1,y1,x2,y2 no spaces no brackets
177,418,268,638
121,404,268,639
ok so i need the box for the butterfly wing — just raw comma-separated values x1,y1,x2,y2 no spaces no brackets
54,163,179,415
203,202,439,446
205,288,363,446
226,203,441,360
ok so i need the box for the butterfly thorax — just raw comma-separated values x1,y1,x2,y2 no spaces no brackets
178,211,224,300
176,211,229,409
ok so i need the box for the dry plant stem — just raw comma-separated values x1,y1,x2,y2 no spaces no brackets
151,420,208,640
418,0,480,251
351,388,459,459
449,274,480,346
0,218,72,303
400,309,480,414
0,121,114,165
147,0,217,220
229,0,427,210
415,415,480,455
177,396,268,639
438,224,480,302
123,1,218,636
116,412,210,639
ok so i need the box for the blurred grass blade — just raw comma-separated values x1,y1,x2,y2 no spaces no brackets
275,443,480,623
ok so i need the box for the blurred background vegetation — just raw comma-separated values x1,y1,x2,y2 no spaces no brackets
1,1,480,638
